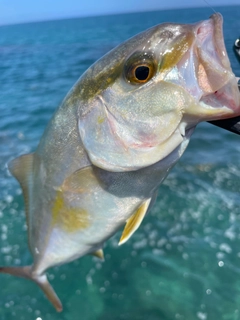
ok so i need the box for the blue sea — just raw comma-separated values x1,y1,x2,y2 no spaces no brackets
1,5,240,320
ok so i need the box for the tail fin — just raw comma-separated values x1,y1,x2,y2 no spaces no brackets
0,266,62,312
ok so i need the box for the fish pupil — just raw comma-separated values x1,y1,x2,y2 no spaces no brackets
135,66,149,81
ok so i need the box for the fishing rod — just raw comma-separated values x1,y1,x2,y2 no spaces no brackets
208,38,240,135
234,38,240,64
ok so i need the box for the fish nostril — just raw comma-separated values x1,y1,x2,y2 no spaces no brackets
197,26,204,35
196,26,205,42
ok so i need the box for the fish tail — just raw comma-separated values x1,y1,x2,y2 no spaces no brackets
0,266,63,312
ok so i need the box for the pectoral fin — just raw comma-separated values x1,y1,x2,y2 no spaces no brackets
62,165,102,193
118,198,151,246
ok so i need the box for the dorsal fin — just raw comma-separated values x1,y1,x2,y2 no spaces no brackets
8,153,34,184
8,153,34,220
118,198,151,246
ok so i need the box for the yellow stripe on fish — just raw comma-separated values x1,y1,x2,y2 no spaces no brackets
51,190,90,232
160,32,194,72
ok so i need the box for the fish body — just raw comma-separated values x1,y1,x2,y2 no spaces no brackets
1,13,240,311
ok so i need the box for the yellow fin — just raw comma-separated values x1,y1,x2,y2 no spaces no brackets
91,249,104,260
118,198,151,246
8,153,34,221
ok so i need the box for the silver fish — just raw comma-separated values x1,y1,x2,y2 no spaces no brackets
1,13,240,311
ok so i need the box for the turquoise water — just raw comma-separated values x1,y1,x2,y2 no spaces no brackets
1,5,240,320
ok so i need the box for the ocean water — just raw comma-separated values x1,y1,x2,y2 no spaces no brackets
1,5,240,320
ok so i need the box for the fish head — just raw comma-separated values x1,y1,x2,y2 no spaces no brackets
78,13,240,172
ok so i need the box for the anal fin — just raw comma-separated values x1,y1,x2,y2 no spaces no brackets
118,198,151,246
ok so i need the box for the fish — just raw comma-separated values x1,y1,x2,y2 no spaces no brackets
1,13,240,312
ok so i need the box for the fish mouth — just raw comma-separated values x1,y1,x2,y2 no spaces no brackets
174,13,240,121
196,13,240,118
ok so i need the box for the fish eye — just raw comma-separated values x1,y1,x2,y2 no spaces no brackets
124,53,157,85
135,65,150,81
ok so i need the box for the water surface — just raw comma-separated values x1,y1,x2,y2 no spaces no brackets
1,5,240,320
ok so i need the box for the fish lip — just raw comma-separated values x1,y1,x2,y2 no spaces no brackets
195,13,230,75
208,13,230,69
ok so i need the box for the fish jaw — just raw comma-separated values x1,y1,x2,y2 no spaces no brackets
166,13,240,123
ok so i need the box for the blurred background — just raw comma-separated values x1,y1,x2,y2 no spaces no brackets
0,1,240,319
